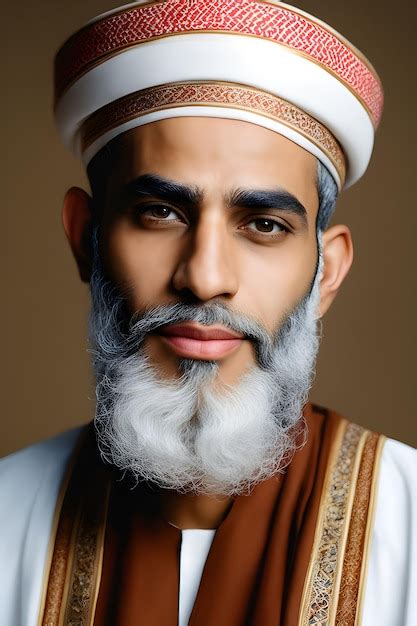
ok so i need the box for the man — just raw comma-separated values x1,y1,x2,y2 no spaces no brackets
1,1,416,625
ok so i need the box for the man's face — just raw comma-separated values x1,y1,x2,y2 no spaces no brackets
98,117,319,387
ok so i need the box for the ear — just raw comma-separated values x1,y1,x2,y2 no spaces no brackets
318,224,354,317
62,187,94,283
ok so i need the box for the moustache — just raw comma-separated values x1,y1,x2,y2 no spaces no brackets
128,301,278,370
92,281,279,371
89,259,310,372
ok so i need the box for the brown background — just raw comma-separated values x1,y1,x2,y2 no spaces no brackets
2,0,416,456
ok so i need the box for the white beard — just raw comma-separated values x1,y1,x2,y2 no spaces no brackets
90,237,323,496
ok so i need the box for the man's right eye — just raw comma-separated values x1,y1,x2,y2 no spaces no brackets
136,204,182,221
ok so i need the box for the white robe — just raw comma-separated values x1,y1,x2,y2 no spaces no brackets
0,427,416,626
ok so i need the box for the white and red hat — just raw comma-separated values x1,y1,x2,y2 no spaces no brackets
54,0,384,190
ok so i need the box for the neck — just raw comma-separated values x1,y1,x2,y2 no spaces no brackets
158,490,234,530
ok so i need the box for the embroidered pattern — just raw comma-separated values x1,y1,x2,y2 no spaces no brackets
81,80,346,184
54,0,383,126
299,421,367,625
41,418,383,626
40,428,110,626
62,487,109,624
41,482,78,625
335,431,381,624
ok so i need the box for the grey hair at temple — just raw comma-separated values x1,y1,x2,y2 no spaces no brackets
316,160,339,234
314,160,339,279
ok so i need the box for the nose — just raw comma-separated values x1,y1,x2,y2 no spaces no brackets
172,213,239,302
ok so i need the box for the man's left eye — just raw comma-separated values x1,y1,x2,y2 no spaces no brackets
246,218,288,234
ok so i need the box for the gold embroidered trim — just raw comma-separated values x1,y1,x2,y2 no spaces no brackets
40,427,111,625
355,434,386,625
61,481,110,624
335,430,381,624
36,462,72,625
80,80,347,186
329,428,368,624
298,420,368,626
38,429,88,626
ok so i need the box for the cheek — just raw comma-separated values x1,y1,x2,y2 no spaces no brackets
102,223,178,309
239,237,318,330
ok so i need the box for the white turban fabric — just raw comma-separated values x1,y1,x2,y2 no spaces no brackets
54,0,384,190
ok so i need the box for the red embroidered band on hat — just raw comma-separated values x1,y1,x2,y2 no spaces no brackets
54,0,383,128
54,0,384,190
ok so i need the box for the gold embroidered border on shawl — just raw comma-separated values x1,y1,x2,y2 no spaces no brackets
39,428,110,626
39,418,384,625
354,433,386,625
61,482,110,624
298,420,384,626
335,431,381,623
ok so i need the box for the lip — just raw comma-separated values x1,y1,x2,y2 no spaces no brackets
159,323,244,341
157,322,244,360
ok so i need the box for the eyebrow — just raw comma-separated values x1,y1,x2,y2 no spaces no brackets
123,173,308,227
227,187,308,228
125,173,203,207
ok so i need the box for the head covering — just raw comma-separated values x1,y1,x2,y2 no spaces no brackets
54,0,383,190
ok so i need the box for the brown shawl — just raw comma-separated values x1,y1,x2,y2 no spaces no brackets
38,403,385,626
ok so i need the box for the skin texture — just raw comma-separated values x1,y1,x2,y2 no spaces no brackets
62,117,353,528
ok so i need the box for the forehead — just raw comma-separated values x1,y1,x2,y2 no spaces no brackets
101,117,319,214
